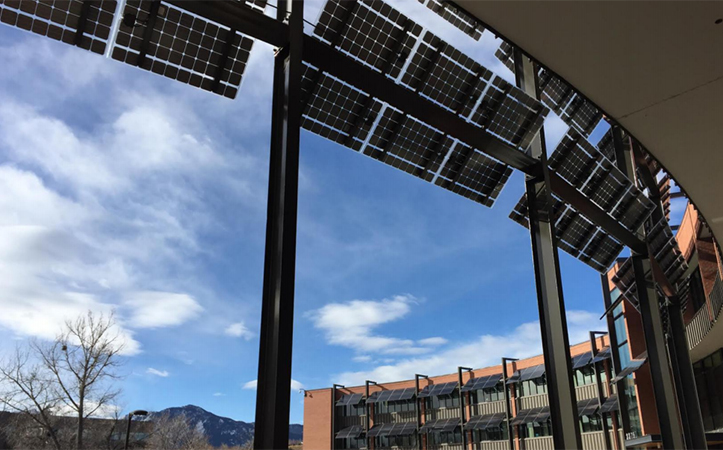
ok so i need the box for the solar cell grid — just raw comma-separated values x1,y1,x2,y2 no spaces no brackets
418,0,483,41
571,351,593,370
518,364,545,382
0,0,117,55
465,412,505,430
336,393,363,406
388,422,417,436
420,418,459,432
511,407,550,425
600,395,619,414
591,346,611,364
561,96,602,136
367,423,392,437
336,425,363,439
577,398,600,416
461,374,502,392
418,381,457,398
494,41,515,72
112,1,254,99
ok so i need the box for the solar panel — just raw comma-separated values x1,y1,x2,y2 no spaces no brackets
112,1,254,99
367,423,392,437
306,0,550,209
571,351,593,370
336,393,364,406
611,257,640,310
591,346,611,364
336,425,363,439
367,387,415,403
511,407,550,425
368,422,416,437
461,374,502,392
0,0,117,55
611,354,647,384
510,190,625,274
494,43,602,137
417,0,484,41
464,412,505,431
418,381,458,398
600,395,619,414
507,365,545,384
596,128,617,163
420,418,459,433
577,398,600,417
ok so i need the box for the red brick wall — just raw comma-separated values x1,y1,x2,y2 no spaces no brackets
303,388,333,450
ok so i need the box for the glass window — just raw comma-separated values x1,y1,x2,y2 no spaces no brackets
471,383,505,404
428,429,462,445
521,376,547,396
521,419,552,438
579,414,603,433
375,434,415,448
426,391,460,409
574,366,595,387
338,437,365,449
473,422,508,442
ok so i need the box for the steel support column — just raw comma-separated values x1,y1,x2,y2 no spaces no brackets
459,367,472,450
415,375,428,450
502,358,518,450
331,384,344,449
253,1,303,449
366,380,376,450
512,48,582,450
590,332,613,450
669,298,708,449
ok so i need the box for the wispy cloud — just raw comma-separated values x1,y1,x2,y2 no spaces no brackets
334,310,605,386
123,292,203,329
146,368,170,378
224,322,255,340
242,379,305,391
213,392,225,397
307,295,446,356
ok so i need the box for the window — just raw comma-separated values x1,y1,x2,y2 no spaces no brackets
337,403,365,417
338,437,366,449
694,349,723,431
520,376,547,396
622,376,642,437
579,414,604,433
574,366,596,387
375,399,415,414
473,422,508,442
521,419,552,438
426,391,460,409
471,383,505,404
427,428,462,445
689,268,707,312
375,434,415,448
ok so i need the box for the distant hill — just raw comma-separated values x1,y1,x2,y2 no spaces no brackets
148,405,303,448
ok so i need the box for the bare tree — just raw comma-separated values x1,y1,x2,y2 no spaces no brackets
147,413,211,450
0,311,124,450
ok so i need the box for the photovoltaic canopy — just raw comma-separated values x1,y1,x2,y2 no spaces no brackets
510,407,550,425
368,422,417,437
461,373,502,392
611,354,647,384
600,395,619,414
464,412,505,430
417,0,483,41
495,42,602,138
571,351,593,370
577,397,600,416
591,346,612,364
420,418,460,433
336,425,363,439
506,364,544,384
366,387,415,403
306,0,549,208
336,393,364,406
418,381,458,398
0,0,118,54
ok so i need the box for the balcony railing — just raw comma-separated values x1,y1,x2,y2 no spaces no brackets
337,414,365,429
523,436,553,450
425,407,461,421
427,444,463,450
687,273,723,349
472,400,506,416
519,393,548,410
475,440,510,450
575,384,598,401
373,410,417,424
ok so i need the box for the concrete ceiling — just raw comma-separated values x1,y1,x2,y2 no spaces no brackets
458,1,723,242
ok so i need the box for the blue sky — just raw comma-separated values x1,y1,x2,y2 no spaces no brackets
0,0,686,426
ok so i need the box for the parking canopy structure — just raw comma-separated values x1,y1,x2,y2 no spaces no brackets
0,0,714,449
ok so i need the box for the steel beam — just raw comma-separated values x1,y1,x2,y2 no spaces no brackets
415,375,428,450
501,358,518,450
512,49,582,450
458,367,472,450
253,1,303,449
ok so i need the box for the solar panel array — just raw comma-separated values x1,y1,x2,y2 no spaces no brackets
571,351,593,370
336,393,364,406
418,381,458,398
417,0,483,41
495,42,602,137
611,357,647,383
336,425,363,439
464,412,505,430
577,398,600,416
0,0,117,55
307,0,549,209
600,395,619,414
510,407,550,425
591,346,612,364
420,418,459,432
510,191,625,274
366,387,415,403
461,374,502,392
112,1,254,99
368,421,417,437
507,364,545,384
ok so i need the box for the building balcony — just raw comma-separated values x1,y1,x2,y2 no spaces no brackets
373,410,417,424
425,407,461,421
520,430,624,450
519,393,548,410
688,272,723,361
472,400,506,416
336,414,365,429
427,444,463,450
474,440,510,450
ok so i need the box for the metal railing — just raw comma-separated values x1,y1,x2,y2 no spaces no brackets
472,400,506,416
336,414,365,429
476,440,510,450
519,393,548,410
425,407,460,420
575,383,598,401
687,273,723,349
523,436,554,450
373,410,416,424
427,445,463,450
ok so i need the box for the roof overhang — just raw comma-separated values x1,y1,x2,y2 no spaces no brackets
458,1,723,243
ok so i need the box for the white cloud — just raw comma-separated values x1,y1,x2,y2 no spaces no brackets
417,337,447,346
335,310,605,386
146,368,170,377
307,295,446,356
352,355,372,363
224,322,255,340
123,292,203,329
242,379,305,391
213,392,225,397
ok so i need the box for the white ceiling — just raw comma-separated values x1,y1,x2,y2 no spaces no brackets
458,1,723,242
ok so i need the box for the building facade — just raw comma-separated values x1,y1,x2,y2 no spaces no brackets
304,202,723,450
